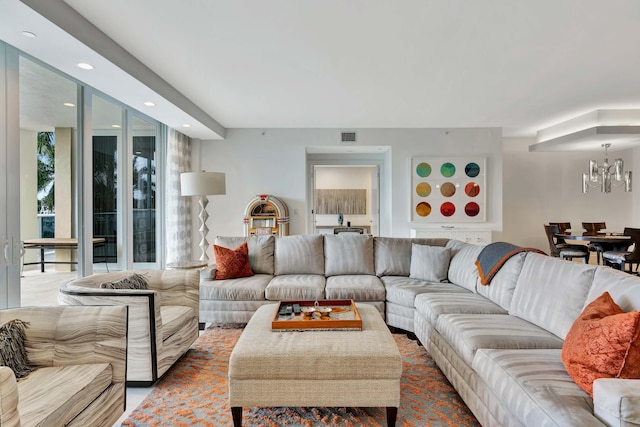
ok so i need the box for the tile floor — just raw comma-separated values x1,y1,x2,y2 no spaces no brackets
20,267,154,426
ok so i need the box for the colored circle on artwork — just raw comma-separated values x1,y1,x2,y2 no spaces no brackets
440,182,456,197
465,162,481,177
465,202,480,217
416,162,432,178
416,182,432,197
440,202,456,217
440,162,456,177
465,182,480,197
416,202,432,217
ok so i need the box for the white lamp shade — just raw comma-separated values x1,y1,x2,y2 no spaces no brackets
180,172,226,196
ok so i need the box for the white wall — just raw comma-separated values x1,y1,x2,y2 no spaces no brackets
19,129,37,265
191,127,503,258
501,137,636,252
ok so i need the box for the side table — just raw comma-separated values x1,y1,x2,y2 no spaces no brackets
166,260,209,270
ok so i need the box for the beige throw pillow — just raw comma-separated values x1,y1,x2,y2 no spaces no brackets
409,244,451,282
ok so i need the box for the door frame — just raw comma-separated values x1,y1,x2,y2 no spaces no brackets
306,149,390,236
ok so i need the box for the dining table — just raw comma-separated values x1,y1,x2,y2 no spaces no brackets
555,232,632,252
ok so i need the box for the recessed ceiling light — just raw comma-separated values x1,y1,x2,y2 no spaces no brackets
111,124,121,128
63,102,75,107
143,101,155,107
77,62,94,70
22,31,36,38
182,124,191,128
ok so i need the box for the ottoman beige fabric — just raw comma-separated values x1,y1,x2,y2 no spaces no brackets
229,303,402,426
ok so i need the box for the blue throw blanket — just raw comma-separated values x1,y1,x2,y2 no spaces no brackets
475,242,545,285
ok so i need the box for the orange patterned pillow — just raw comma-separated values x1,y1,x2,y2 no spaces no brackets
213,242,254,280
561,291,640,397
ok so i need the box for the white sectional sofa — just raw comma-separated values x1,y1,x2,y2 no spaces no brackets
202,234,640,426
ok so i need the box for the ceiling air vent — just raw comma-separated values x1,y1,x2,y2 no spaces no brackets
341,131,357,144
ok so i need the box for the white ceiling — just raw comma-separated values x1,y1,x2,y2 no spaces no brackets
3,0,640,145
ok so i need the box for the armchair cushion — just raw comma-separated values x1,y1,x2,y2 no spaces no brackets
0,319,33,379
17,363,112,427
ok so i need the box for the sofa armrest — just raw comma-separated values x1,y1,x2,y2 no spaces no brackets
593,378,640,427
59,284,162,379
0,366,20,427
200,265,217,281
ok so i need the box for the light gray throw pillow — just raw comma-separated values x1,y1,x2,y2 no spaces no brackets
409,244,451,282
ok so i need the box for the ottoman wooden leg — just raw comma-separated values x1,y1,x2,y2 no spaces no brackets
387,406,397,427
231,407,242,427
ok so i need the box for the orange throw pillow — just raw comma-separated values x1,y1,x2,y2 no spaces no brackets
561,291,640,397
213,242,254,280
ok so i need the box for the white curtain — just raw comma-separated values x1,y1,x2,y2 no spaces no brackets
165,128,192,263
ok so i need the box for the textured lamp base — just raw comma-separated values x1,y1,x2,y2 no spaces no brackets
198,195,210,262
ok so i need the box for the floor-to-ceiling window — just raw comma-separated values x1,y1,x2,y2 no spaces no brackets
92,94,123,270
1,48,166,307
132,115,157,266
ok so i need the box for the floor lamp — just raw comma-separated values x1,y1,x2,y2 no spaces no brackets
180,171,226,263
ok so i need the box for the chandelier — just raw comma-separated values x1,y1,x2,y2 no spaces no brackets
582,143,632,193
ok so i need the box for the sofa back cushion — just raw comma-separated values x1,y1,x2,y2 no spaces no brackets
446,240,483,292
215,236,275,275
476,251,527,310
586,266,640,313
324,234,374,276
275,235,324,275
509,253,596,339
374,237,449,276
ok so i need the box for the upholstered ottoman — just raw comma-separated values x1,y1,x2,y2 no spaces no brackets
229,303,402,426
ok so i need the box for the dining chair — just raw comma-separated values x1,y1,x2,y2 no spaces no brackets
544,224,590,263
582,221,607,264
549,222,572,245
602,227,640,274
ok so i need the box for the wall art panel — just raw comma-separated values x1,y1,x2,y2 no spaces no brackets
411,157,486,222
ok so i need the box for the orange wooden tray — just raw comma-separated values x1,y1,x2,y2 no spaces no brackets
271,299,362,331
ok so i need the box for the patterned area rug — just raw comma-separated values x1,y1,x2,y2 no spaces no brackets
122,324,480,426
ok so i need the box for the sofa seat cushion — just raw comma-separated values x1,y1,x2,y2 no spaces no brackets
382,276,469,308
161,305,196,341
18,363,112,427
473,349,600,427
436,314,564,366
325,275,385,301
200,274,272,301
414,292,507,325
265,275,326,301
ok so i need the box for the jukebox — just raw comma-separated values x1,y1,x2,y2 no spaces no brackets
243,195,290,237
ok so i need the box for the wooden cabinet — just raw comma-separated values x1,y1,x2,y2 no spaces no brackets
411,228,492,245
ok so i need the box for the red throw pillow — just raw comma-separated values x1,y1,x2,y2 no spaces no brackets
213,242,254,280
561,291,640,397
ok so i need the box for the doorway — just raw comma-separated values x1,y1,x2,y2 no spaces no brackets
306,147,390,236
